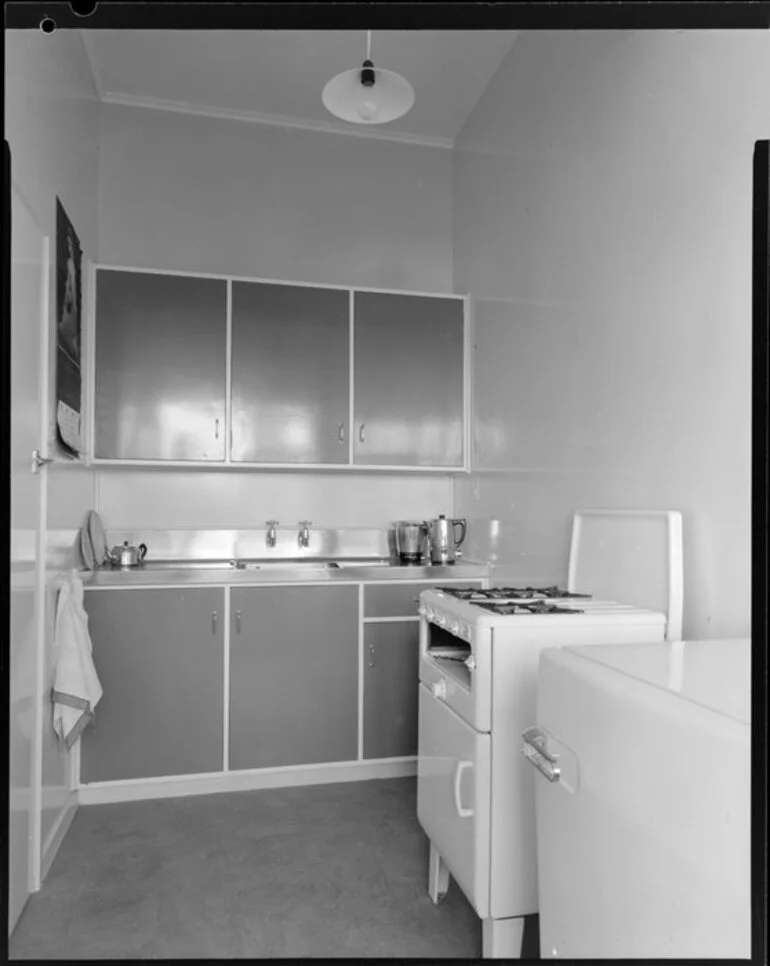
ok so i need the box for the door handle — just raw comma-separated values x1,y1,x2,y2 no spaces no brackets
367,644,375,667
359,423,365,443
338,422,345,443
453,760,474,818
235,610,241,634
521,725,561,783
212,611,218,635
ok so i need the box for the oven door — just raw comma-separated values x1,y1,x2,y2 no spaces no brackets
417,682,491,918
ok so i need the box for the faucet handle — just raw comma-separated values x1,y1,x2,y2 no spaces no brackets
299,520,312,527
266,519,279,526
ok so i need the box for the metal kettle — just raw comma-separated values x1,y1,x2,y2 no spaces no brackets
108,540,148,568
426,514,467,565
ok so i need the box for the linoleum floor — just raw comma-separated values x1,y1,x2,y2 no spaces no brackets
9,777,484,959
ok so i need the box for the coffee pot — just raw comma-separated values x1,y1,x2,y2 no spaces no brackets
394,521,428,563
426,514,467,565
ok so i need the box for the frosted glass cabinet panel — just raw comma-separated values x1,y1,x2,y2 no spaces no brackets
94,269,227,460
353,292,464,466
231,281,350,463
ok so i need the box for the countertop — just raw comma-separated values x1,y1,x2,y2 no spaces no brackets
81,560,489,588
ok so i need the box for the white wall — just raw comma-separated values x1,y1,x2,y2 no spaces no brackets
95,103,456,529
6,29,99,860
98,103,453,291
453,30,769,640
96,469,451,531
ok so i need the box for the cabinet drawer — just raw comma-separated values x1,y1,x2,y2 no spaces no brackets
364,581,482,618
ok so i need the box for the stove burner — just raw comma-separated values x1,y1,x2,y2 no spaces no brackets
475,601,585,616
437,585,592,602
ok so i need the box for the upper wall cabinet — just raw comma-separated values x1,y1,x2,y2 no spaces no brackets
353,292,464,467
231,282,349,464
91,268,466,470
94,270,227,460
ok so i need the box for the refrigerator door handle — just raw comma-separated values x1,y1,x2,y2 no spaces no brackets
521,725,561,783
453,760,474,817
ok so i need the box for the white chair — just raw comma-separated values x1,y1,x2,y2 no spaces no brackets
567,509,683,641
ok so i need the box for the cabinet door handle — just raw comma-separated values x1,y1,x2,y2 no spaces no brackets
338,422,345,443
368,644,375,667
214,418,220,439
212,611,218,635
359,423,366,443
235,610,242,634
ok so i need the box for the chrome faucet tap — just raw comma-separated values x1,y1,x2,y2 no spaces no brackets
265,520,279,548
298,520,312,549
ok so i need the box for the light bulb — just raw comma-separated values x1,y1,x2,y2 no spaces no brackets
356,97,380,122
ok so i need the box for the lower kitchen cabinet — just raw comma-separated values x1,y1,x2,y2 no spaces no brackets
229,585,359,769
363,621,420,760
80,588,225,783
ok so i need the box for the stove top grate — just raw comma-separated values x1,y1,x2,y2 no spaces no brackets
474,600,586,615
436,585,591,602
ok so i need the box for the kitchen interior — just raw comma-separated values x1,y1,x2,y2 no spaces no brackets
6,16,765,962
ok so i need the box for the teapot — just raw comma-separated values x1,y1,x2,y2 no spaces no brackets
108,541,148,568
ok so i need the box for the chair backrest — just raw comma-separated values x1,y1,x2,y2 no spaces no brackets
567,509,683,641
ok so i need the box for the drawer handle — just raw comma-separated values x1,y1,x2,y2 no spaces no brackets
521,725,561,783
453,760,474,818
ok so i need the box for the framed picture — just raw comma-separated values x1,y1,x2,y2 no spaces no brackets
55,197,82,456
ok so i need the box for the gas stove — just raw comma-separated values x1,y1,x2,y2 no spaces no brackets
435,585,591,615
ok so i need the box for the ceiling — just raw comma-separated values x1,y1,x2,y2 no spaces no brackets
80,30,519,146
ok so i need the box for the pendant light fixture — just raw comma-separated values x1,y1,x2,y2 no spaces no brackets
322,31,415,125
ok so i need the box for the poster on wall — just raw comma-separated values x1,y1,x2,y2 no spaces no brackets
55,197,83,457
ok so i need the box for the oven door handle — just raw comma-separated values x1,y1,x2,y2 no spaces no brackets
453,760,474,818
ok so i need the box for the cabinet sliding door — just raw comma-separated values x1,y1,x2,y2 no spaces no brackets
231,282,349,463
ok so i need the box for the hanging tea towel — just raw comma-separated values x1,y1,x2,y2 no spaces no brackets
52,569,103,750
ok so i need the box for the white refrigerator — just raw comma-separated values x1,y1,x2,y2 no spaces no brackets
525,638,751,959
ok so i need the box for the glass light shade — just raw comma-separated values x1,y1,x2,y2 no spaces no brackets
322,66,415,125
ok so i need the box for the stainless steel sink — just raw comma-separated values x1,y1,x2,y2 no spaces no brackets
138,560,239,571
138,558,389,572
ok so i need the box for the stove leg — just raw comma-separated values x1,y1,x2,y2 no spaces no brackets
428,842,449,904
482,916,525,959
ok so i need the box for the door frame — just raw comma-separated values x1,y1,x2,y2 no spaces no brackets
9,168,52,908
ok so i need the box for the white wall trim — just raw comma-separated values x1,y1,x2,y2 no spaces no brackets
101,91,454,150
39,791,78,885
357,584,365,761
77,758,417,805
88,459,467,474
222,586,230,772
93,262,465,300
225,279,233,465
